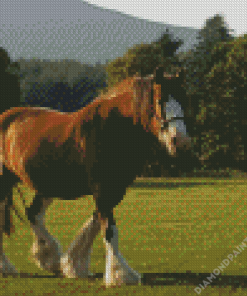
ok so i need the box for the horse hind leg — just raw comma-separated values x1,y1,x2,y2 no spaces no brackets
0,166,20,275
60,211,101,278
0,200,19,275
26,194,62,276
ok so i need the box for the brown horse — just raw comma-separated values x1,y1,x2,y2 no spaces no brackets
0,69,189,285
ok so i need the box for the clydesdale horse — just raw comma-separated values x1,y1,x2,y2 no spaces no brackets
0,68,190,285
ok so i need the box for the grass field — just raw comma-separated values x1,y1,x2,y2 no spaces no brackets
1,176,247,295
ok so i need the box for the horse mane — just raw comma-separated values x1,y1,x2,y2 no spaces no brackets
72,74,159,151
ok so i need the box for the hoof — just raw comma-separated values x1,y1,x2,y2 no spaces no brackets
60,250,92,278
103,226,142,286
0,253,18,275
104,250,141,286
104,267,141,286
30,237,62,275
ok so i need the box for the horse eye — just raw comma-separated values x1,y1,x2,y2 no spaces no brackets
162,122,169,129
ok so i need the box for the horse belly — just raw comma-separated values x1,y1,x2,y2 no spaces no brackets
24,139,91,199
27,159,91,199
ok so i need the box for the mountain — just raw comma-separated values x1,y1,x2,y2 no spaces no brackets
0,0,202,65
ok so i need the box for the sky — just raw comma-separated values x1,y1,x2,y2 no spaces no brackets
86,0,246,37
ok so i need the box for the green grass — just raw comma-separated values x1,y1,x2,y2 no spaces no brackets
1,177,247,295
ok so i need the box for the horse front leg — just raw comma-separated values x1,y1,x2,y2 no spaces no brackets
100,213,141,286
27,196,62,276
60,212,101,278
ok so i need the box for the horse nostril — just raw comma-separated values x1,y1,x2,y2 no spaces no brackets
161,122,169,130
39,238,46,245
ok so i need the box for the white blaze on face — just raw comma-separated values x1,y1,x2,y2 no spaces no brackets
159,126,177,156
165,97,192,153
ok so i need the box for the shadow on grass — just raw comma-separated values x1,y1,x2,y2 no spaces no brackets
2,272,247,289
131,181,217,189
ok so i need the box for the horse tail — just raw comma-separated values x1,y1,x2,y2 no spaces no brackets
0,166,27,237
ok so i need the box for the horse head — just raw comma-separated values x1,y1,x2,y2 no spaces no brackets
132,67,189,157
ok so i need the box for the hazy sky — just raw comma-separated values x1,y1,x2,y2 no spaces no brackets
86,0,246,37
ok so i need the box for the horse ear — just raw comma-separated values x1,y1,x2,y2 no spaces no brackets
178,68,186,84
154,66,164,85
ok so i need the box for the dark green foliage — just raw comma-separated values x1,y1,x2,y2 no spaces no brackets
25,81,72,111
203,35,247,171
24,75,107,112
184,14,235,96
181,14,237,170
0,47,21,113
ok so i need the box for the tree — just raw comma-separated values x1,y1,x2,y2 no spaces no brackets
0,47,21,113
184,14,235,96
205,34,247,171
24,72,108,112
181,14,236,169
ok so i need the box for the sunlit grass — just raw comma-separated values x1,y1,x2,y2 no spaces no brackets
1,177,247,295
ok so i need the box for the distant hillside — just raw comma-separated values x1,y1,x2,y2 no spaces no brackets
1,0,201,65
